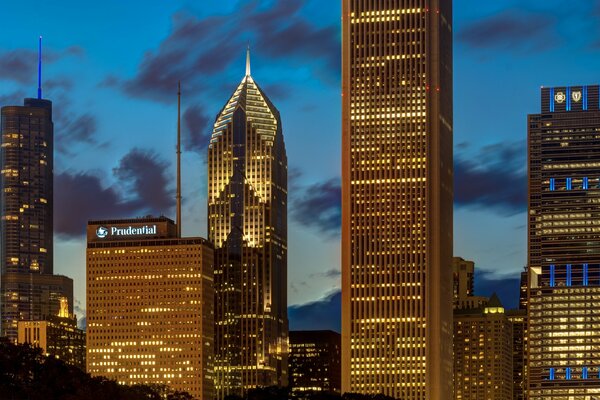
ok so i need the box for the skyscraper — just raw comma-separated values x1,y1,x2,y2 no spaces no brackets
208,50,288,398
527,85,600,399
86,217,214,399
341,2,453,399
289,330,341,397
454,294,513,400
0,39,73,341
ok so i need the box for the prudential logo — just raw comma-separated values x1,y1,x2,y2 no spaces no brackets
96,226,109,239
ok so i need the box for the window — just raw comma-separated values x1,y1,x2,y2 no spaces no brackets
566,178,572,190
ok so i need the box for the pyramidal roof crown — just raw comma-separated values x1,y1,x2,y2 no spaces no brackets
210,48,279,146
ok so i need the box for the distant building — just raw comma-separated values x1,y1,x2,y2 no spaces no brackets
0,95,73,342
454,294,513,400
208,50,288,398
527,85,600,398
86,216,214,399
289,330,341,397
17,297,85,370
453,257,487,310
506,309,526,400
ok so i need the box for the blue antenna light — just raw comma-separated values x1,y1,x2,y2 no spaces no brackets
37,36,42,99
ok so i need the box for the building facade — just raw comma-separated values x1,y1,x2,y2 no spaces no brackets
454,294,513,400
208,51,288,397
86,217,214,399
18,297,85,370
341,1,453,398
289,330,341,397
527,85,600,399
0,97,73,342
453,257,486,310
506,309,526,400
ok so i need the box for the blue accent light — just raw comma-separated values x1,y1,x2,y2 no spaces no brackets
550,264,555,287
567,264,572,286
566,367,572,380
583,177,589,190
567,87,571,111
584,263,589,286
550,88,555,112
550,178,555,191
584,86,588,110
550,368,555,380
583,367,588,379
566,178,572,190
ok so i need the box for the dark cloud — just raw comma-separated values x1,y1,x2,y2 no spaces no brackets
56,113,98,154
113,1,339,102
455,141,526,214
475,270,521,310
113,148,174,213
0,47,84,85
291,178,341,236
55,149,174,237
310,268,341,279
288,290,340,332
458,11,557,52
0,90,26,106
261,83,292,101
182,105,211,155
55,172,134,236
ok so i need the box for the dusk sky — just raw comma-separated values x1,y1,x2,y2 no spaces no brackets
2,0,600,331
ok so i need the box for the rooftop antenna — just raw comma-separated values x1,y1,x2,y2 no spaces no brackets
176,81,182,238
37,36,42,99
245,45,251,77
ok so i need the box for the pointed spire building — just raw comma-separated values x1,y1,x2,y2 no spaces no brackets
208,49,288,398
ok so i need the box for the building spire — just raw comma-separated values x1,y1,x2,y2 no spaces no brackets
37,36,42,99
245,45,251,77
176,81,182,238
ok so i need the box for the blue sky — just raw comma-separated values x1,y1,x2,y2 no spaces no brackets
1,0,600,330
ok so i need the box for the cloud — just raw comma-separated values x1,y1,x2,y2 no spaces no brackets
310,268,341,279
113,148,174,213
56,113,99,154
0,46,84,85
55,149,174,237
454,141,526,214
291,178,341,236
182,105,211,155
0,90,26,106
111,1,339,103
288,290,340,332
457,11,557,52
475,270,522,310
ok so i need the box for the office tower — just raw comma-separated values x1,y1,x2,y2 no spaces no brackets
208,50,288,397
454,294,513,400
17,297,85,370
289,330,341,397
341,2,453,398
0,40,73,341
86,217,214,399
506,309,526,400
453,257,486,310
527,85,600,399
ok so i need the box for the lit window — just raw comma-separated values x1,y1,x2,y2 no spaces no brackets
566,178,572,190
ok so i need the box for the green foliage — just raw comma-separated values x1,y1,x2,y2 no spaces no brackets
0,340,192,400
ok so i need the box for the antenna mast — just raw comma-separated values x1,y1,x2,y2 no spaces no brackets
37,36,42,99
176,81,182,238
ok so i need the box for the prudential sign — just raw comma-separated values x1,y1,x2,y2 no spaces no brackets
95,225,157,239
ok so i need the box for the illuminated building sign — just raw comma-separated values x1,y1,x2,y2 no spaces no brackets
95,225,157,239
546,85,597,113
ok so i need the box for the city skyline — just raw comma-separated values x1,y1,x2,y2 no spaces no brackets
2,0,600,332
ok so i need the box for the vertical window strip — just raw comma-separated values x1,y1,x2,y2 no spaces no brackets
583,177,589,190
566,178,572,190
567,264,572,286
584,263,589,286
550,264,555,287
550,178,555,191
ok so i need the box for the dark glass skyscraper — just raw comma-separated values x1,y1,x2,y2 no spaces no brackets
1,55,73,341
527,85,600,398
341,1,453,399
208,51,288,398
